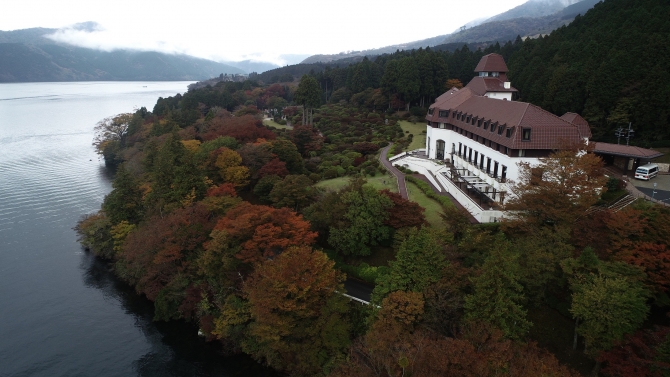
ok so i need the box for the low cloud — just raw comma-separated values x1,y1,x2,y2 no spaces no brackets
44,22,292,66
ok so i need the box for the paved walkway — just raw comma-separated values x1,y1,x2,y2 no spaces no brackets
379,144,408,199
379,144,479,223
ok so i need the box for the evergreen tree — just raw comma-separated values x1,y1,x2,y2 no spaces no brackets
464,236,531,339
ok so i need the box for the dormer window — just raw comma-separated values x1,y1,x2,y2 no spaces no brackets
506,128,512,138
498,125,504,135
466,115,471,123
483,121,489,130
438,110,449,117
471,117,477,126
490,122,497,133
477,119,482,127
522,128,531,141
428,108,434,115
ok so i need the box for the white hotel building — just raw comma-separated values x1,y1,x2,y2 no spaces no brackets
393,53,594,222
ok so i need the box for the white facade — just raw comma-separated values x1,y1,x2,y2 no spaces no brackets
484,92,513,100
419,125,544,223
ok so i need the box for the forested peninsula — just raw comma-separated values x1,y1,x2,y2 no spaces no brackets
77,0,670,375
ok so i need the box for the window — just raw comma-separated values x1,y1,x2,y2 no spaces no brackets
486,158,491,174
472,117,476,126
493,161,499,178
503,147,509,155
428,108,434,115
519,149,526,157
498,125,504,135
480,154,485,169
483,121,489,130
466,115,471,123
439,123,446,129
478,119,482,127
452,112,456,118
490,122,497,133
506,128,512,138
439,110,448,117
501,165,507,182
522,128,531,141
474,151,478,164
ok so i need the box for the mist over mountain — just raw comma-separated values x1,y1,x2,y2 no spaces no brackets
301,0,600,65
485,0,583,22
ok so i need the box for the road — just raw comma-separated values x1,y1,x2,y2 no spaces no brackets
344,278,374,303
379,143,408,199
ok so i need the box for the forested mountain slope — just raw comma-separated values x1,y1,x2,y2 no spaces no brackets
0,27,244,82
507,0,670,143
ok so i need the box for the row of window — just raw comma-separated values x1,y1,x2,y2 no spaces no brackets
455,142,508,182
431,109,532,141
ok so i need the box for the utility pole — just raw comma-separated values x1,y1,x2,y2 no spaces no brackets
615,122,634,145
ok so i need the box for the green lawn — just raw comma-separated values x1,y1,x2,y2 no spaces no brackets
406,182,444,227
398,120,427,151
316,174,398,193
262,118,293,129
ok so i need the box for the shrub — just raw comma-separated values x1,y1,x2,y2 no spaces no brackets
406,176,454,210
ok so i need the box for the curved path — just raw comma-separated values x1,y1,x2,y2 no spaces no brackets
379,144,408,199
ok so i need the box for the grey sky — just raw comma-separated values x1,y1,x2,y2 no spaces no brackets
3,0,537,64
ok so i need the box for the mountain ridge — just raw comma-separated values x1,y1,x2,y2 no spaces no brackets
300,0,600,65
0,27,245,82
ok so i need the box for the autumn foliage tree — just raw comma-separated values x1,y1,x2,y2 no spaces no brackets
116,203,216,320
598,326,670,377
505,146,607,230
212,202,317,265
243,246,350,376
379,189,427,229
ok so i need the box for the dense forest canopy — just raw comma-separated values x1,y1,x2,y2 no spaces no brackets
76,0,670,376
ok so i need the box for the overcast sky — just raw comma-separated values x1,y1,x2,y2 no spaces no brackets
2,0,531,65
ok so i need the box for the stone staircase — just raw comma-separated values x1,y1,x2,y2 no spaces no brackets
609,194,637,212
587,194,636,214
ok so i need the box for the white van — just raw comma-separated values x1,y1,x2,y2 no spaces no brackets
635,163,659,180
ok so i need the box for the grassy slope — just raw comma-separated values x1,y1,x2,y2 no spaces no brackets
398,120,427,151
262,118,292,129
315,174,399,193
316,176,445,227
406,181,444,228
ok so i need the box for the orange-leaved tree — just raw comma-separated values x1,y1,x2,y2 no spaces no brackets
505,145,606,231
213,202,317,265
243,246,350,376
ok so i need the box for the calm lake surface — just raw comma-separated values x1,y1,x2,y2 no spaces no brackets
0,82,276,377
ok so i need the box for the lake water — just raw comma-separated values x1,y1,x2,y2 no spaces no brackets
0,82,276,377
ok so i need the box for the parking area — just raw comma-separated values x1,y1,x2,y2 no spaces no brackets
631,174,670,204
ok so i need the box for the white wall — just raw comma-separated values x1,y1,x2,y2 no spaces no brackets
426,126,540,185
484,92,513,100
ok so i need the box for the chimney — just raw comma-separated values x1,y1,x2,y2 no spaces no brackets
504,82,511,89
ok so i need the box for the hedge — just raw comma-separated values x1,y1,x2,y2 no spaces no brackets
406,176,454,209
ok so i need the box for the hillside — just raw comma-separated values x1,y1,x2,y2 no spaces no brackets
507,0,670,144
441,0,601,43
485,0,582,22
0,27,244,82
300,0,599,64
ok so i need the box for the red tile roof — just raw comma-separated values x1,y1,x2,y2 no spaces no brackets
560,112,592,139
426,54,595,152
592,142,664,159
427,87,590,150
465,77,517,96
474,53,509,73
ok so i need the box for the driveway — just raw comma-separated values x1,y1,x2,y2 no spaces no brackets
630,174,670,204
